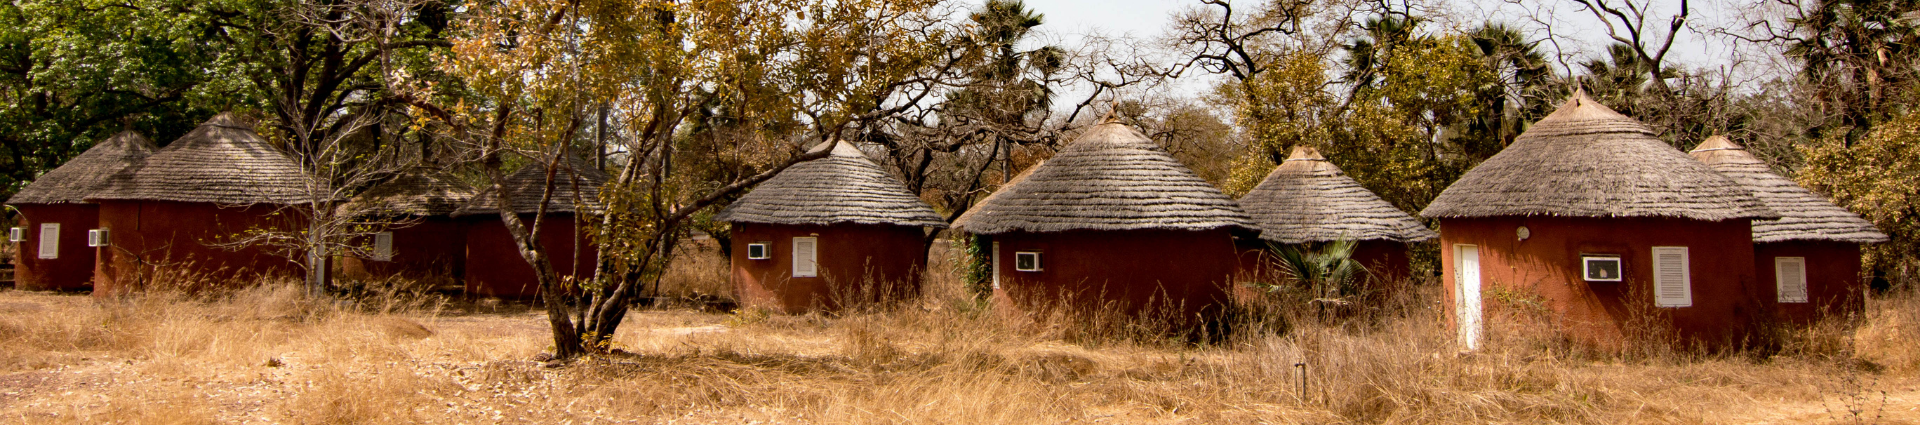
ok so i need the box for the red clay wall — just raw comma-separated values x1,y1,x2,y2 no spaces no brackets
93,200,302,295
12,204,99,291
338,218,467,281
462,215,596,298
1438,216,1764,348
991,229,1238,328
728,222,929,313
1757,241,1864,324
1233,239,1414,303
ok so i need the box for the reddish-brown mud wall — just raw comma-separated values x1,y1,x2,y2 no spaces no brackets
1438,216,1764,349
728,222,929,313
12,204,99,291
338,218,467,281
462,215,596,298
93,200,301,295
1757,241,1864,324
991,229,1239,328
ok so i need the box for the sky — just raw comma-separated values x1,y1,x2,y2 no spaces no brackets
988,0,1772,102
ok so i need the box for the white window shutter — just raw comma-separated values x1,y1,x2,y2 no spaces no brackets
373,232,394,262
37,223,59,259
792,237,818,277
1653,246,1691,307
990,241,1001,290
1776,257,1808,303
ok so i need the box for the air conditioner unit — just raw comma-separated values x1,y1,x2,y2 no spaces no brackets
7,227,21,242
88,229,110,247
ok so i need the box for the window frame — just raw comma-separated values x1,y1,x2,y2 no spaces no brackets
1652,246,1692,308
792,237,818,278
37,223,58,259
746,242,771,260
87,229,109,247
7,227,22,242
1775,256,1809,303
1013,251,1042,272
1581,255,1623,282
371,232,394,262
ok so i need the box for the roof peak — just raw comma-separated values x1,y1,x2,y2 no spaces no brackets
1689,135,1744,152
1284,145,1327,161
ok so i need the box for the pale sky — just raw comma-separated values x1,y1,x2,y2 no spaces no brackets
1004,0,1764,85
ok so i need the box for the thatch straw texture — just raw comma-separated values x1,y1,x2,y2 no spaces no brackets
715,142,945,228
1689,136,1887,244
1421,93,1777,221
87,113,315,205
452,157,609,216
6,131,155,205
1239,146,1436,244
340,168,477,217
952,123,1254,235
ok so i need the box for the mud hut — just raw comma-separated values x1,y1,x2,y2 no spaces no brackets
1688,136,1886,323
4,131,155,290
452,159,607,298
953,122,1256,329
1421,92,1778,350
86,113,314,294
715,141,947,313
1236,145,1436,298
336,168,476,282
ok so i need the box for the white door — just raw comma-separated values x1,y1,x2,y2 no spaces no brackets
1455,244,1483,350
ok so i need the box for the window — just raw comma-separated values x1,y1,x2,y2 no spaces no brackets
1014,251,1042,272
1582,256,1622,282
746,242,770,260
792,237,818,277
37,223,58,259
87,229,109,247
372,232,394,261
7,227,22,242
1776,257,1808,303
1652,246,1692,307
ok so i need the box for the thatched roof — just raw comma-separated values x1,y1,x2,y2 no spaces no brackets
1239,146,1436,244
339,168,477,217
6,131,155,205
952,122,1255,235
1688,136,1887,244
1420,92,1777,221
87,113,316,205
714,141,945,228
451,157,609,217
950,158,1045,230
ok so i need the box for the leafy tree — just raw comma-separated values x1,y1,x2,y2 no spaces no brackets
1798,111,1920,288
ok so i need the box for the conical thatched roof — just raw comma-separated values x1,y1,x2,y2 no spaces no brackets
87,113,315,205
714,141,945,228
1420,92,1777,221
6,131,155,205
339,168,477,217
452,157,609,217
952,123,1255,235
1240,146,1436,244
1688,136,1886,244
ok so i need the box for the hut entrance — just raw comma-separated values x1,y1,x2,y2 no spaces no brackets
1455,244,1483,350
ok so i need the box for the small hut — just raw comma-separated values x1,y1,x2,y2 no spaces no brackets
1688,136,1887,323
953,122,1256,329
1421,93,1778,350
715,141,947,312
1236,145,1436,297
86,113,314,294
451,159,607,298
336,168,476,282
4,131,155,290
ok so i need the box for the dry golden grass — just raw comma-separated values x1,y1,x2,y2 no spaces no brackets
0,248,1916,424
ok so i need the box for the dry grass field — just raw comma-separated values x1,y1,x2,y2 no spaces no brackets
1,245,1917,424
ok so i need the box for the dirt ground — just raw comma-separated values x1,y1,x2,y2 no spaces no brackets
1,287,1918,424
